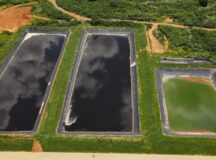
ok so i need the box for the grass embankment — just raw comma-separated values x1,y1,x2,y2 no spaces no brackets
164,78,216,132
0,31,23,64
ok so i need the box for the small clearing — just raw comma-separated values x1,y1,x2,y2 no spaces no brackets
0,6,32,32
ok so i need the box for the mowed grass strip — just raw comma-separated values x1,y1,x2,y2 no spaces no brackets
163,78,216,132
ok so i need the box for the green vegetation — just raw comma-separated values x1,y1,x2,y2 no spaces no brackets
163,77,216,132
29,19,80,29
32,0,72,21
199,0,208,7
0,0,33,5
90,19,139,27
0,31,23,64
156,26,216,62
56,0,216,28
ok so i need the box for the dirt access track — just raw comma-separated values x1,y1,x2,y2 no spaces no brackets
0,6,32,32
146,24,167,53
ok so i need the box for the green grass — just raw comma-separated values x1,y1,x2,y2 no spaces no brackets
56,0,216,28
164,77,216,132
0,136,32,151
0,31,23,64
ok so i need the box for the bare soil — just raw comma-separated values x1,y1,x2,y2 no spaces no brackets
0,6,32,32
146,24,166,53
32,140,43,152
181,77,213,87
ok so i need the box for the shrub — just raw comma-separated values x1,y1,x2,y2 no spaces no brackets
0,42,4,48
90,19,138,27
199,0,208,7
29,19,80,29
0,0,31,5
56,0,216,28
110,0,118,7
38,0,71,21
158,25,216,63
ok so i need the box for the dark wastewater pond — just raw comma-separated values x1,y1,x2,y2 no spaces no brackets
0,32,66,132
65,34,134,132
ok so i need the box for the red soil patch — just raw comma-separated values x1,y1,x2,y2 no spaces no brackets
32,140,43,152
181,77,213,87
0,6,32,32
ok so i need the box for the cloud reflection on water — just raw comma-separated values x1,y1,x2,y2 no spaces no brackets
0,33,64,130
67,35,132,132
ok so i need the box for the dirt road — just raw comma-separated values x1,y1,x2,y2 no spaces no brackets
0,152,215,160
146,24,165,53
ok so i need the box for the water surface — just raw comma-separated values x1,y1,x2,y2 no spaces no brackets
163,77,216,132
65,35,132,132
0,33,65,131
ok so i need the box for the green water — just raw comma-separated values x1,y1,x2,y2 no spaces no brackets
163,77,216,132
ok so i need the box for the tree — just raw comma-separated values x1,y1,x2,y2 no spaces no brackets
199,0,208,7
110,0,118,7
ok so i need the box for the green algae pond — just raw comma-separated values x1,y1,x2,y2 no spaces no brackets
163,77,216,133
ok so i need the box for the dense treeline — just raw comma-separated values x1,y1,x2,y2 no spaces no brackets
157,26,216,62
90,19,139,27
29,19,80,29
0,0,33,5
56,0,216,28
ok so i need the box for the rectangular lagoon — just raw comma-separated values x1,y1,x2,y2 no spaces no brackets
157,68,216,137
59,30,139,134
0,30,68,133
